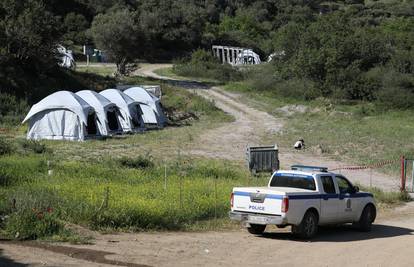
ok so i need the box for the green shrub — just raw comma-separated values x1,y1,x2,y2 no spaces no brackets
376,86,414,110
189,49,217,65
244,65,279,91
5,208,63,240
117,155,155,169
0,138,14,155
2,189,64,240
19,140,48,154
0,92,29,126
160,84,232,123
276,79,320,100
173,49,243,82
353,104,377,118
0,156,47,186
361,186,412,205
244,64,321,100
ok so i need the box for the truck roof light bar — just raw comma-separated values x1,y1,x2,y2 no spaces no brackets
291,165,328,173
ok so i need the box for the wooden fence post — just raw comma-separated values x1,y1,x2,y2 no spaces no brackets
401,156,406,192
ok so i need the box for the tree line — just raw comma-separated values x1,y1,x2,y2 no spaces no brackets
0,0,413,108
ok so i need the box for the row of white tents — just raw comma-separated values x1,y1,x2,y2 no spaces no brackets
22,87,167,141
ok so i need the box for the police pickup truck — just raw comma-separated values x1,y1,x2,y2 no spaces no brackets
229,165,376,239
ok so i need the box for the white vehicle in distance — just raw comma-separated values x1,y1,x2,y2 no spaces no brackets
229,165,376,239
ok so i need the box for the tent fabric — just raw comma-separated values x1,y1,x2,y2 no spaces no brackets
27,109,85,141
235,49,261,65
23,91,93,125
124,87,154,104
57,45,76,69
139,103,158,126
149,93,167,127
123,87,158,126
76,90,121,136
100,89,144,132
23,91,96,141
124,87,166,127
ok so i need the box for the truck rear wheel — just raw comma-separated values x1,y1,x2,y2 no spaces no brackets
247,224,266,235
292,211,318,239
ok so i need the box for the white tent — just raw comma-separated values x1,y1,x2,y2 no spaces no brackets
124,87,166,127
123,87,159,127
100,89,145,132
235,49,261,65
57,45,76,69
76,90,122,136
23,91,99,141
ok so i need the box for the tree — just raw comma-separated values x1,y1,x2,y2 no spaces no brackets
63,12,89,45
89,8,144,75
138,0,210,59
0,0,59,61
0,0,60,97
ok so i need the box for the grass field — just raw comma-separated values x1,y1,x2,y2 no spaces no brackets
0,66,238,241
154,66,222,84
0,65,410,242
76,64,117,77
0,142,408,241
0,154,262,232
162,65,414,168
224,82,414,168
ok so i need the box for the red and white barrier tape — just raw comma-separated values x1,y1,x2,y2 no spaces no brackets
330,159,399,171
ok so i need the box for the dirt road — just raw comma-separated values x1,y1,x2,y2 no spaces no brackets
136,64,173,80
1,64,412,266
1,203,414,267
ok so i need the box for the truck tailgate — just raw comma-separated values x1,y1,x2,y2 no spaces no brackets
232,187,285,215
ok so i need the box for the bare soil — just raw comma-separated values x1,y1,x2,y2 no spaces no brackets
1,204,414,267
2,64,412,266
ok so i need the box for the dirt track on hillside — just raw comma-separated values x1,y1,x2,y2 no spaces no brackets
1,63,412,267
137,64,400,191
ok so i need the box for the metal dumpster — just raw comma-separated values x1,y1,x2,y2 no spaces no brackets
246,144,279,174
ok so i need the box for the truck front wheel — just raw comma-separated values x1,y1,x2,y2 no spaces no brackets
247,224,266,235
292,211,318,239
355,204,376,232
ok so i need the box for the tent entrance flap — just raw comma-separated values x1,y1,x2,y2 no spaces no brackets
107,110,120,131
86,112,98,135
131,104,143,128
131,116,140,128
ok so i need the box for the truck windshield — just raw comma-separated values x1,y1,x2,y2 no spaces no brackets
269,174,316,191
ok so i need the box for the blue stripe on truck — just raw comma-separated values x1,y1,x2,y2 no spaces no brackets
263,194,284,200
233,191,283,199
233,191,373,200
233,191,251,197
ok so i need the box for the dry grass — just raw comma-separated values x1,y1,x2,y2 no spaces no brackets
76,64,116,77
154,67,221,84
224,82,414,170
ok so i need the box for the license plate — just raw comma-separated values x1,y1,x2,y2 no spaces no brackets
248,215,268,224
